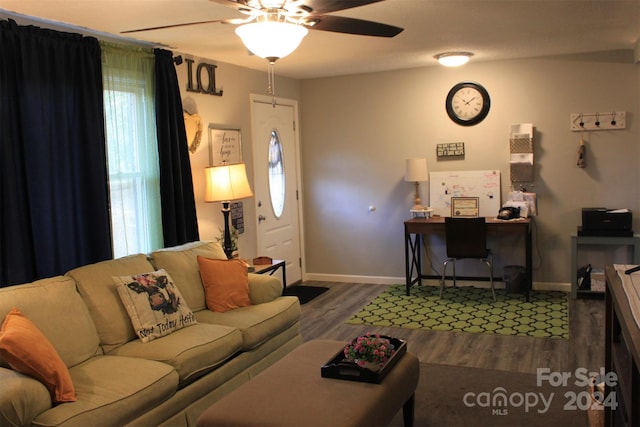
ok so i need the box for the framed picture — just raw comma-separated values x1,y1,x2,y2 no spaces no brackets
451,197,479,217
209,126,241,166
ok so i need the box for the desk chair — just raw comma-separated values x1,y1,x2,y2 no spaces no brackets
440,217,496,301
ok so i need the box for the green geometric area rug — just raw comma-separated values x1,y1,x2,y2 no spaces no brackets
346,284,569,339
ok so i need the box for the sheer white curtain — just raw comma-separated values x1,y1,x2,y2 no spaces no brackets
101,43,163,258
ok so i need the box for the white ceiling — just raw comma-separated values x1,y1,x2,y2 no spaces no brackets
1,0,639,79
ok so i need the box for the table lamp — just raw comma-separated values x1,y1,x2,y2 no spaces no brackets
404,158,428,210
205,163,254,259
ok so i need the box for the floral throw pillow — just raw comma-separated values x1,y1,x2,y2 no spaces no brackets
113,269,197,343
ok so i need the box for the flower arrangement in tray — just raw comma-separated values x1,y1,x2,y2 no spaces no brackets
343,333,396,369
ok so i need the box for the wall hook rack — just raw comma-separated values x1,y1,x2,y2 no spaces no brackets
570,111,626,131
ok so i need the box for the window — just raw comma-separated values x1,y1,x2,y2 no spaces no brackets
102,44,163,258
268,130,286,218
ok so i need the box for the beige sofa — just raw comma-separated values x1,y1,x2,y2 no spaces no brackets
0,241,302,427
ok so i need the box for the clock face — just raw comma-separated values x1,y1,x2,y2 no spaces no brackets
446,82,491,126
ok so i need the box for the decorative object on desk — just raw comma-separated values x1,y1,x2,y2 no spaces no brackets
404,158,428,210
445,81,490,126
205,162,254,259
346,285,569,339
321,336,407,384
410,207,434,218
343,333,396,369
450,197,479,217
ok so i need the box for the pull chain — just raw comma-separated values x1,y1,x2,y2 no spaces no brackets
267,61,276,107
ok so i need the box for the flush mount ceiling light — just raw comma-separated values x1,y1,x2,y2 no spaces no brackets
435,52,473,67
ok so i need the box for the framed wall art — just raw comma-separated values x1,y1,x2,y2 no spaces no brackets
451,197,480,217
209,126,241,166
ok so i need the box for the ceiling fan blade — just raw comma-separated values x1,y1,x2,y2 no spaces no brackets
208,0,263,14
300,0,385,14
304,15,403,37
121,19,226,34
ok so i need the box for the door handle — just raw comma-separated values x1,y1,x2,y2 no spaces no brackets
258,214,266,223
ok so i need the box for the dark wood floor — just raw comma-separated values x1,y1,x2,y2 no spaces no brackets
296,281,605,375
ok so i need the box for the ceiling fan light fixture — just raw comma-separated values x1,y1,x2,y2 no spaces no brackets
435,52,473,67
235,21,308,61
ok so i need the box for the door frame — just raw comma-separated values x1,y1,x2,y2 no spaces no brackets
249,93,306,283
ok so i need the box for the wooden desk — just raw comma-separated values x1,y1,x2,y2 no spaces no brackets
404,217,532,297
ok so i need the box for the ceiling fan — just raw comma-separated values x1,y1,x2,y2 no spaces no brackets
122,0,404,39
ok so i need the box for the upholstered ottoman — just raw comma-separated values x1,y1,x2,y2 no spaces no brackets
196,339,419,427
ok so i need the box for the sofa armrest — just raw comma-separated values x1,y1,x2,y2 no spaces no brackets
0,368,51,427
248,273,283,305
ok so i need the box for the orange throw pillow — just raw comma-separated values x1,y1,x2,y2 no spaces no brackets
197,257,251,312
0,308,76,403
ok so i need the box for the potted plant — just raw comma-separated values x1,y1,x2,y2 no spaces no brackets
216,226,239,258
343,333,396,370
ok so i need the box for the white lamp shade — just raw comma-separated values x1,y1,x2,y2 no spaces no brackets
205,163,254,202
235,21,308,60
404,158,429,182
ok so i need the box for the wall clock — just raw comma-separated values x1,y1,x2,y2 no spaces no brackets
445,81,491,126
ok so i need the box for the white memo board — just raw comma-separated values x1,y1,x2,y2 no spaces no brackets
429,170,501,217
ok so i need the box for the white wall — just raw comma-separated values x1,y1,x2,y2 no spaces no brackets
299,53,639,285
175,55,301,259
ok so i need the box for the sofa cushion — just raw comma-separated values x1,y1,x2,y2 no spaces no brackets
32,355,178,427
66,254,156,353
113,269,198,343
195,296,300,350
107,323,243,385
197,257,251,313
0,276,101,369
151,241,227,312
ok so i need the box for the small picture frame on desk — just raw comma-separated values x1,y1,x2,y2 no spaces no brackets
451,197,479,217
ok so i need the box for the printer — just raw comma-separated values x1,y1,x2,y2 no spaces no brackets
578,208,633,236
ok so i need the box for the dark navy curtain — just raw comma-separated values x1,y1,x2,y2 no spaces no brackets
0,20,112,287
154,49,199,247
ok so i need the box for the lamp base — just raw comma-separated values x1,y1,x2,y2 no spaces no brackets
221,202,234,259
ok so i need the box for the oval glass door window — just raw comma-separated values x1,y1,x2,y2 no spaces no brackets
268,130,285,218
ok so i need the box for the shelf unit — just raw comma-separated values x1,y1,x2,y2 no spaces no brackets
605,267,640,427
571,234,640,299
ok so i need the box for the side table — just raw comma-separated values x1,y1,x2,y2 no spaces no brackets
248,259,286,292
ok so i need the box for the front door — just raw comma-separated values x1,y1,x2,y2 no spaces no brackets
250,95,302,285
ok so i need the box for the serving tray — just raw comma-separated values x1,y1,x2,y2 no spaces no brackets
320,336,407,384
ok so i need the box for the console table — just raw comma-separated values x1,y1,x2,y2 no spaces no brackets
404,217,532,297
605,266,640,426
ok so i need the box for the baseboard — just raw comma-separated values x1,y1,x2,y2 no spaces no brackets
303,272,400,285
303,272,571,292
